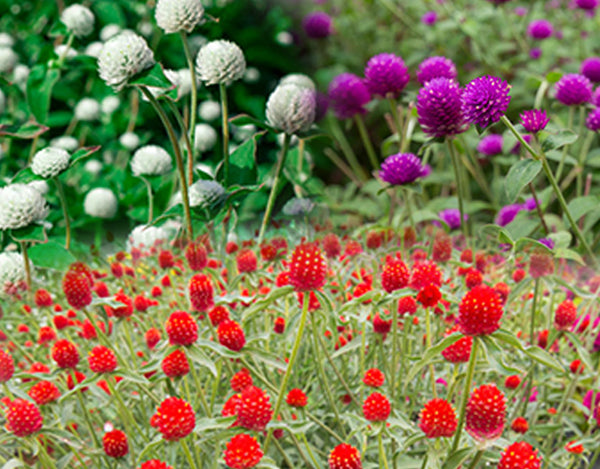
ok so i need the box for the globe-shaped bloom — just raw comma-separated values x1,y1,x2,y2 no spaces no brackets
328,73,371,119
462,75,511,128
477,134,503,156
379,153,430,185
61,4,95,38
279,74,316,91
417,77,467,138
127,225,168,250
581,57,600,83
131,145,173,176
495,203,523,227
194,124,218,153
155,0,204,34
416,56,457,85
576,0,598,10
364,53,410,98
555,74,593,105
188,180,226,210
439,208,466,230
302,12,333,39
74,98,100,121
84,188,118,219
586,107,600,131
266,83,316,135
0,47,18,74
520,109,549,133
0,184,49,230
0,251,28,293
195,40,246,86
31,147,71,178
527,20,553,39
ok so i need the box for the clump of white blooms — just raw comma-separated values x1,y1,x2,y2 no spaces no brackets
84,188,118,219
101,96,120,115
266,83,316,135
100,24,121,41
0,251,27,294
84,160,103,176
0,184,49,230
195,40,246,86
61,4,95,38
131,145,173,176
198,100,221,121
119,131,140,150
283,197,315,216
127,224,168,251
155,0,204,34
0,47,18,74
98,31,155,92
194,124,218,153
31,147,71,178
85,41,103,58
189,180,226,209
280,73,316,91
74,98,100,121
50,136,79,152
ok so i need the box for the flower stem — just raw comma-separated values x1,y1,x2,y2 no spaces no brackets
466,450,484,469
181,439,199,469
354,114,379,170
425,307,437,399
378,431,391,469
53,177,71,249
328,116,368,181
72,370,101,448
141,177,154,224
446,138,469,241
166,100,195,188
20,241,31,294
180,32,198,185
219,83,230,186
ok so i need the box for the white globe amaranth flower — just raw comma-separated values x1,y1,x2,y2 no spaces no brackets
0,184,49,230
119,131,140,150
0,251,27,293
85,41,103,58
189,180,226,209
0,33,14,48
138,22,154,38
101,96,120,115
195,40,246,86
84,188,118,219
12,64,29,89
84,159,103,175
155,0,204,34
127,224,168,251
0,47,18,74
28,180,49,195
266,83,316,135
233,124,256,142
243,67,260,83
31,147,71,178
50,136,79,152
194,124,218,153
131,145,173,176
74,98,100,121
276,31,293,46
61,4,95,38
98,31,155,92
282,197,315,216
100,24,121,42
198,100,221,121
280,73,316,91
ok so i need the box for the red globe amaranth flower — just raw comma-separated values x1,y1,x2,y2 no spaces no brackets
288,243,327,291
465,384,506,442
103,429,129,458
565,441,585,454
322,233,342,259
51,339,80,369
512,268,526,283
570,359,584,374
498,441,542,469
432,232,452,262
381,256,409,292
162,349,190,378
37,326,56,345
165,311,198,346
185,242,208,271
218,320,246,352
222,394,242,418
150,397,195,441
494,282,510,305
457,285,504,336
223,433,263,469
237,386,273,431
511,416,529,434
208,305,230,327
397,296,418,316
34,289,53,307
554,299,577,331
145,328,161,349
237,249,258,273
189,273,215,312
158,250,175,269
372,311,391,335
137,461,173,469
328,443,362,469
88,345,118,373
273,316,285,334
419,398,457,438
230,369,253,392
28,380,61,405
529,250,554,279
5,398,43,436
410,261,443,290
66,371,87,391
505,375,521,389
363,368,385,387
363,392,391,422
0,349,15,382
62,270,93,310
286,388,308,407
441,326,472,363
417,284,441,308
465,268,483,289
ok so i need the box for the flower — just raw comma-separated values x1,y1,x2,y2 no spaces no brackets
363,368,385,387
322,233,342,258
61,4,95,38
465,384,506,442
576,0,599,10
155,0,204,34
520,109,549,133
266,83,316,135
5,398,43,437
280,73,316,91
237,386,273,431
231,369,253,392
62,268,93,310
421,11,437,25
462,75,511,128
195,40,246,86
84,188,118,219
527,20,553,39
0,47,18,74
217,320,246,351
286,388,308,407
165,311,198,346
364,53,410,98
288,242,327,292
162,349,190,377
555,74,593,106
188,179,226,210
495,203,524,226
150,397,195,441
441,326,473,363
458,285,504,336
51,339,80,369
131,145,172,176
282,197,315,216
381,256,410,292
419,398,457,438
28,380,61,405
581,57,600,83
74,98,100,121
379,153,430,185
223,434,263,469
88,345,118,373
438,208,466,230
498,441,542,469
417,77,466,137
586,107,600,131
32,147,71,179
529,249,554,278
0,184,49,229
362,392,391,421
328,73,371,119
127,225,168,250
237,249,258,273
0,349,14,382
477,134,503,156
0,251,28,292
103,429,129,458
189,273,214,312
98,32,155,92
303,12,333,39
511,416,529,433
554,299,577,331
137,461,173,469
416,56,457,85
328,444,362,469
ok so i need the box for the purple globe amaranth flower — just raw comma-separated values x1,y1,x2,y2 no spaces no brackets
495,203,524,226
523,197,538,211
576,0,598,10
364,53,410,98
529,47,542,60
328,73,371,119
302,12,333,39
477,134,503,156
514,6,528,15
538,237,555,250
439,208,466,230
520,109,549,133
416,56,457,85
592,87,600,106
379,152,430,185
487,0,512,4
462,75,511,128
511,133,532,154
555,73,593,105
417,77,467,138
421,11,437,25
527,19,554,39
581,57,600,83
586,107,600,131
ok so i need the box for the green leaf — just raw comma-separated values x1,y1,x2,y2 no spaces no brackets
10,224,47,243
566,196,600,222
442,448,474,469
28,241,76,271
541,129,578,152
0,122,49,139
504,159,542,203
149,203,183,227
241,286,293,321
524,345,563,372
229,114,273,131
70,146,102,167
545,71,563,83
186,346,217,377
116,368,149,385
194,416,237,433
2,459,25,469
49,21,68,37
492,329,525,351
27,64,61,123
563,331,593,372
554,248,585,265
404,333,462,387
130,63,173,89
11,168,43,184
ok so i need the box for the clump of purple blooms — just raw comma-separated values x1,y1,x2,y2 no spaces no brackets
302,12,333,39
520,109,549,133
462,75,511,128
379,152,430,185
554,73,593,106
438,208,467,230
416,56,457,85
581,57,600,83
527,19,554,39
477,134,503,156
416,77,466,138
328,73,371,119
364,53,410,98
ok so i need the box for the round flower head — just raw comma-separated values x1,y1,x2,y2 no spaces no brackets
498,442,542,469
422,11,437,25
495,203,523,227
266,83,316,135
131,145,172,176
527,20,553,39
61,4,95,38
379,153,429,185
120,132,141,150
303,12,333,39
586,107,600,131
576,0,599,10
98,32,155,92
127,225,168,250
416,56,457,85
328,73,371,119
581,57,600,83
0,184,49,230
84,188,118,219
194,123,218,153
282,197,315,216
477,134,503,156
0,47,17,74
328,444,362,469
155,0,204,34
195,40,246,86
438,208,466,230
462,76,511,128
32,147,71,178
280,73,316,91
417,77,466,138
364,53,410,98
199,100,221,120
74,98,100,121
520,109,549,133
188,180,226,210
466,384,506,443
0,251,28,292
555,74,593,106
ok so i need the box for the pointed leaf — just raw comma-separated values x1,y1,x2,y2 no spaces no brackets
504,159,542,203
0,122,49,139
10,224,47,243
70,146,102,167
28,241,76,271
27,64,61,123
130,63,173,89
541,129,578,152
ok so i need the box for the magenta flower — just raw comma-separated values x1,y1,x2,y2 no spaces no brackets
520,109,549,133
302,12,333,39
462,75,511,128
477,134,503,156
364,53,410,98
555,74,593,105
527,19,554,39
327,73,371,119
586,108,600,131
581,57,600,83
417,77,466,138
416,56,457,85
379,153,430,185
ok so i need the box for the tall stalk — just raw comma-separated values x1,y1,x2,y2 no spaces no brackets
219,83,230,185
446,139,469,241
53,177,71,249
180,32,198,185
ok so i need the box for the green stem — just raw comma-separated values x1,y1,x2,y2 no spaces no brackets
328,116,368,181
354,114,378,170
378,431,391,469
181,32,198,186
556,106,575,181
391,300,399,405
166,100,195,188
181,439,199,469
446,139,469,241
530,279,541,346
189,359,211,417
258,133,291,245
72,370,101,448
467,450,484,469
54,177,71,249
56,33,74,67
37,439,59,469
577,130,594,197
20,241,31,295
425,307,437,399
388,98,403,144
142,177,154,224
219,83,230,185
